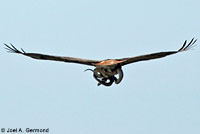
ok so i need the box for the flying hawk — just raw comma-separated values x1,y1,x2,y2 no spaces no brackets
4,38,197,86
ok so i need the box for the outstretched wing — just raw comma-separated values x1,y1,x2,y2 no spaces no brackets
117,38,197,66
4,44,100,66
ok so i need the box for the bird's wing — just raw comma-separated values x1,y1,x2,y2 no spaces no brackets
117,38,197,66
4,44,100,66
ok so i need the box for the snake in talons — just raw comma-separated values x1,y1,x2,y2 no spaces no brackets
85,65,124,86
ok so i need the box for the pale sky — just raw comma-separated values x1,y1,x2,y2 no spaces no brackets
1,0,200,133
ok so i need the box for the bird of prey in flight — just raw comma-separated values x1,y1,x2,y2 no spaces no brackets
4,38,197,86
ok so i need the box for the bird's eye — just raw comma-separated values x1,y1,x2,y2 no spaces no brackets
97,72,101,75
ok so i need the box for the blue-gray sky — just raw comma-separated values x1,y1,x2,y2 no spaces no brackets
1,0,200,133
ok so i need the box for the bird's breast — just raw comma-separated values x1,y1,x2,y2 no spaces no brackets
95,59,125,66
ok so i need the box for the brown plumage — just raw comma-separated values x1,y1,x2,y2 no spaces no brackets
4,38,197,86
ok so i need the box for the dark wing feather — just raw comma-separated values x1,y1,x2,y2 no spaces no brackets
4,44,100,66
118,38,197,66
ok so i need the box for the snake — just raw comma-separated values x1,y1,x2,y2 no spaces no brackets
85,65,124,86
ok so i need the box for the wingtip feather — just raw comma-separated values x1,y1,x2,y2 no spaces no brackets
4,43,26,54
178,38,197,52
